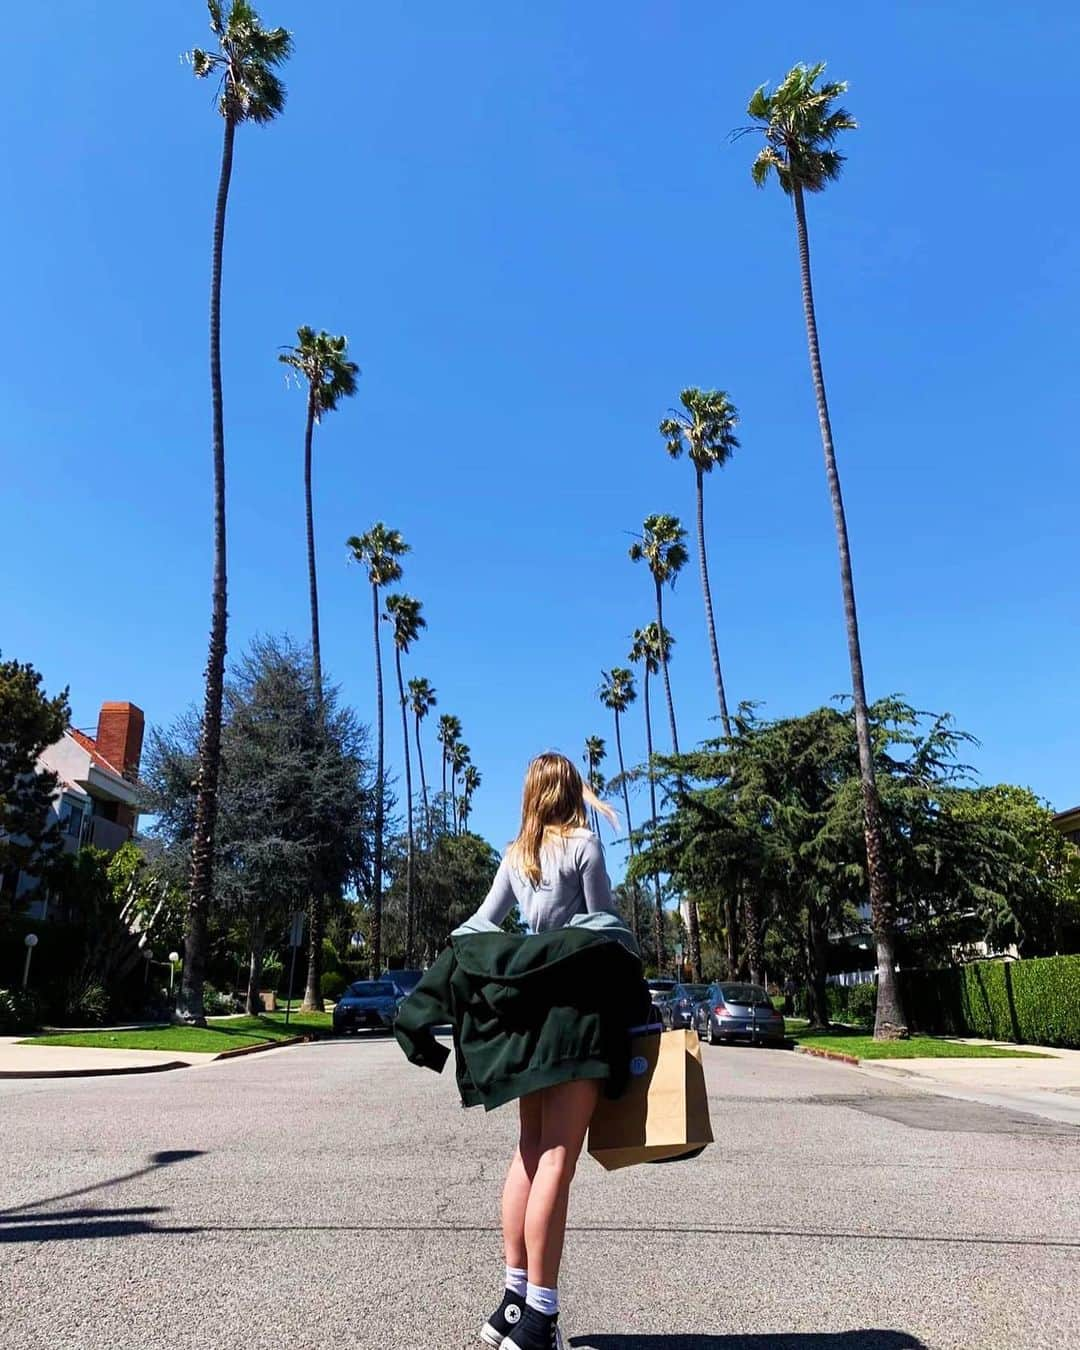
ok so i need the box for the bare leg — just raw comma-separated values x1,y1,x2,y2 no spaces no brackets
501,1089,544,1269
523,1078,601,1288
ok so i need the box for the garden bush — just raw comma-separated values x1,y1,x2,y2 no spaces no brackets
202,984,237,1016
900,954,1080,1048
321,971,347,1001
63,979,110,1026
848,981,877,1026
0,988,41,1034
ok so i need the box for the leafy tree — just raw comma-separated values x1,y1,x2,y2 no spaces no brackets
184,0,292,1025
628,624,674,971
945,785,1080,957
385,593,425,964
408,677,437,841
661,388,740,737
346,523,409,977
278,326,359,699
144,637,373,1012
745,64,903,1038
0,656,69,907
599,667,641,940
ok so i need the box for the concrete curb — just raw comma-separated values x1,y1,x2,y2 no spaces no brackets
0,1059,191,1081
795,1044,861,1067
2,1031,323,1080
212,1035,306,1061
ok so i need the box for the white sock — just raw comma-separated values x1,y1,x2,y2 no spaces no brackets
505,1266,528,1297
526,1283,559,1316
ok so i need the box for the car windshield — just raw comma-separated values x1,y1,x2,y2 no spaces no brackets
385,970,422,991
346,982,396,998
681,985,710,1000
718,983,772,1007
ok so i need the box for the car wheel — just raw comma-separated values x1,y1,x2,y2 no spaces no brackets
707,1019,720,1047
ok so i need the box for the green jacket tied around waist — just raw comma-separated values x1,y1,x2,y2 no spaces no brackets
393,913,651,1111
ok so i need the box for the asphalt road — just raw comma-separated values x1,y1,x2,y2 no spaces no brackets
1,1035,1077,1350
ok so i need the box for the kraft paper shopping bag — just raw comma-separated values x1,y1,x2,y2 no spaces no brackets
587,1028,713,1171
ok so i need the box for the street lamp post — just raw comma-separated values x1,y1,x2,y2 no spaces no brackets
22,933,38,990
168,951,180,996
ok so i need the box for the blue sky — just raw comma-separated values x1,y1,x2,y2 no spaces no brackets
3,1,1078,869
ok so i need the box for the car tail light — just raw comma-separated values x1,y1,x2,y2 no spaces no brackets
715,1005,732,1017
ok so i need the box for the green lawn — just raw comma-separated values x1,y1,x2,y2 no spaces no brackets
22,1011,332,1055
788,1022,1045,1060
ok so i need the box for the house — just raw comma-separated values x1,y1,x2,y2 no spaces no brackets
17,701,145,920
1053,805,1080,847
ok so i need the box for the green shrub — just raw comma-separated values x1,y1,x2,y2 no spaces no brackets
0,988,41,1034
260,956,285,992
202,985,237,1016
900,954,1080,1048
64,980,110,1026
321,971,347,1001
321,938,342,974
848,981,877,1026
825,985,850,1022
340,959,368,984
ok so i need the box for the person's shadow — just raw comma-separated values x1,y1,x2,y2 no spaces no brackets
570,1335,926,1349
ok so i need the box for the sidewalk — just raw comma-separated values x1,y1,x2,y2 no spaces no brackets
857,1042,1080,1127
0,1035,217,1079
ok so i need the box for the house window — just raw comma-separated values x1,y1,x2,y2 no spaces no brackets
59,798,85,840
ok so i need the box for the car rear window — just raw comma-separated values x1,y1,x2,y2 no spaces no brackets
718,983,772,1006
648,980,675,993
347,982,396,998
682,985,710,1000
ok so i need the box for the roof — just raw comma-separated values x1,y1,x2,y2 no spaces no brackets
68,727,126,781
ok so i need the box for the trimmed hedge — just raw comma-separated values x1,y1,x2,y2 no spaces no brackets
900,954,1080,1049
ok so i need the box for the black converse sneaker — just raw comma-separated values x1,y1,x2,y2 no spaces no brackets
503,1305,565,1350
479,1288,526,1347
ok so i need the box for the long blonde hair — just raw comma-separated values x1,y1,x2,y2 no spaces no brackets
508,752,618,885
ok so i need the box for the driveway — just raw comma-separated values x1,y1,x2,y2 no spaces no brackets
1,1035,1077,1349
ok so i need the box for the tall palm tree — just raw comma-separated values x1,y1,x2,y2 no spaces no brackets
451,742,471,833
629,624,674,973
385,593,425,965
660,388,740,737
408,677,437,840
460,764,481,832
583,735,607,832
629,515,688,755
346,524,408,979
182,0,291,1025
746,63,904,1037
437,714,461,833
599,667,640,939
278,327,359,700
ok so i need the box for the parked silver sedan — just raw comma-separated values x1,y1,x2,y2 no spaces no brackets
694,981,786,1046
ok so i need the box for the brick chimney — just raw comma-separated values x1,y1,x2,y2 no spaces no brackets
96,702,145,780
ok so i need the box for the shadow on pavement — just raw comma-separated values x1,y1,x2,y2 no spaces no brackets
0,1147,205,1243
570,1335,927,1349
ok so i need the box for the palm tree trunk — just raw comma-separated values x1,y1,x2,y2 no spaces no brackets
371,582,385,976
301,887,324,1011
612,706,640,943
451,767,458,834
791,182,905,1038
245,907,266,1015
723,890,739,977
642,665,665,973
414,712,430,843
303,388,322,701
743,885,762,988
395,643,415,966
441,746,448,833
654,579,680,755
181,114,236,1027
695,465,732,738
